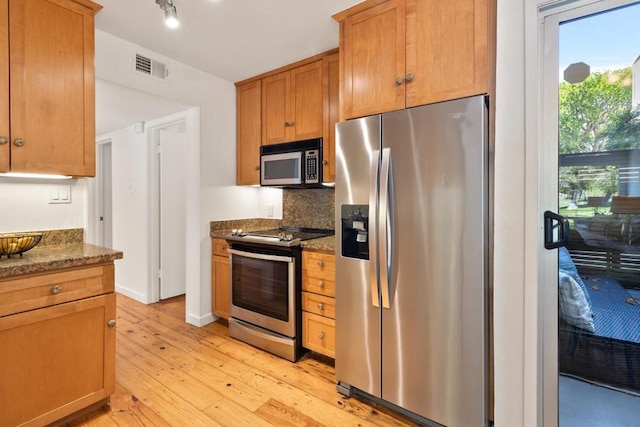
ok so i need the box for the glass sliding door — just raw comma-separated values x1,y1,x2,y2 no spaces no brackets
545,1,640,425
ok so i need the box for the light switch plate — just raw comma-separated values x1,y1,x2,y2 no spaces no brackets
48,185,72,204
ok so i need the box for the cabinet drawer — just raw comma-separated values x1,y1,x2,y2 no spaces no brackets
212,238,230,257
302,276,335,298
0,265,113,317
302,291,335,319
302,311,335,358
302,251,335,280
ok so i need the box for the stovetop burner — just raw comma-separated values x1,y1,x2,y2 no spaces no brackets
225,227,334,247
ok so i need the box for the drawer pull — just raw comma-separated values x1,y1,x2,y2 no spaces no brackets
318,303,325,310
318,280,324,288
51,285,62,295
318,332,324,339
108,319,116,328
317,260,324,267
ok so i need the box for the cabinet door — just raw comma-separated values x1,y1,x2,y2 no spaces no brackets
9,0,99,176
0,293,115,427
236,80,262,185
212,255,230,319
0,0,9,172
290,61,323,141
323,53,339,183
341,0,406,119
405,0,488,106
262,72,289,145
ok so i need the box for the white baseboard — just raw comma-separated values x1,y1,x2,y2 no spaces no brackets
115,284,149,304
186,312,215,327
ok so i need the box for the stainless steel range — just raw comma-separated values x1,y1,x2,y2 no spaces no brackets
225,227,333,362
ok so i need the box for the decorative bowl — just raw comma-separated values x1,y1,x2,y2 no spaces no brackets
0,233,43,257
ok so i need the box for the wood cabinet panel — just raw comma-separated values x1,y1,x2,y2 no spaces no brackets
335,0,491,119
262,72,289,145
0,293,115,427
236,80,262,185
289,62,324,141
0,264,113,317
262,62,324,145
302,311,336,359
323,53,339,183
301,250,336,358
405,0,488,106
7,0,100,176
0,0,8,171
211,238,230,320
340,0,406,119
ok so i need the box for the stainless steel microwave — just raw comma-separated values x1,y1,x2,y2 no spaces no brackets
260,138,323,187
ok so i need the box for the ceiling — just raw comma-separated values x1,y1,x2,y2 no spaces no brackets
94,0,362,83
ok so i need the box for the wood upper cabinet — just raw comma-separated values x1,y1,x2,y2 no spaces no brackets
236,80,262,185
335,0,491,120
0,0,101,176
323,53,339,183
262,61,324,145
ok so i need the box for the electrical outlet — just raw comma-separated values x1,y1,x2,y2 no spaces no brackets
267,204,274,217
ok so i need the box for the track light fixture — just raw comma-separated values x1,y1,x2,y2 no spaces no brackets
155,0,179,29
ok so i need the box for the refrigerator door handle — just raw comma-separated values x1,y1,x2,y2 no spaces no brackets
369,149,381,308
379,148,393,309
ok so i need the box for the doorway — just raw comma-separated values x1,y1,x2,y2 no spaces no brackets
541,1,640,425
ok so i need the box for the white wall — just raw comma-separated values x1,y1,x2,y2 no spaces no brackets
95,30,281,325
0,179,87,233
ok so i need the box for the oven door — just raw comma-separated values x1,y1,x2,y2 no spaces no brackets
260,151,303,186
228,248,296,337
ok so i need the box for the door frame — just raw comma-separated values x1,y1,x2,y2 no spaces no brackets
87,138,113,247
528,0,639,425
147,108,200,306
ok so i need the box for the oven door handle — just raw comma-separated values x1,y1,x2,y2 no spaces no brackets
227,248,294,263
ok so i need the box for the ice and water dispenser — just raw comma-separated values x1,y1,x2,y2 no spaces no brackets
340,205,369,260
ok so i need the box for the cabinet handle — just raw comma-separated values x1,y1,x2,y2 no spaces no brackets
108,319,116,328
51,285,62,295
284,121,295,127
322,159,328,166
254,165,260,171
318,303,325,310
318,280,324,288
405,73,414,82
395,77,404,85
318,332,324,339
13,138,24,147
0,136,7,145
317,260,324,267
222,246,227,250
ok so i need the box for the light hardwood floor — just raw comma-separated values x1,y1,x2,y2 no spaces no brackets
67,294,418,426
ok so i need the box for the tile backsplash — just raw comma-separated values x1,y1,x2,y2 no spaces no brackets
283,188,335,230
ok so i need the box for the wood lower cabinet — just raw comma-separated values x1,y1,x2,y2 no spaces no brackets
211,238,230,319
334,0,492,120
0,263,116,427
302,250,336,358
1,0,102,176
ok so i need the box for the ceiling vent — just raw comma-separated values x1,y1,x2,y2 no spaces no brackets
134,53,169,80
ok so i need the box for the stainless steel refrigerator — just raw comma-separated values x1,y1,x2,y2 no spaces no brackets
335,95,489,427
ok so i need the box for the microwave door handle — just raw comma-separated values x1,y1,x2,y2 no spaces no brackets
227,248,294,263
369,149,380,308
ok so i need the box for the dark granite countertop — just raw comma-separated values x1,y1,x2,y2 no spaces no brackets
0,243,123,279
300,236,336,253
